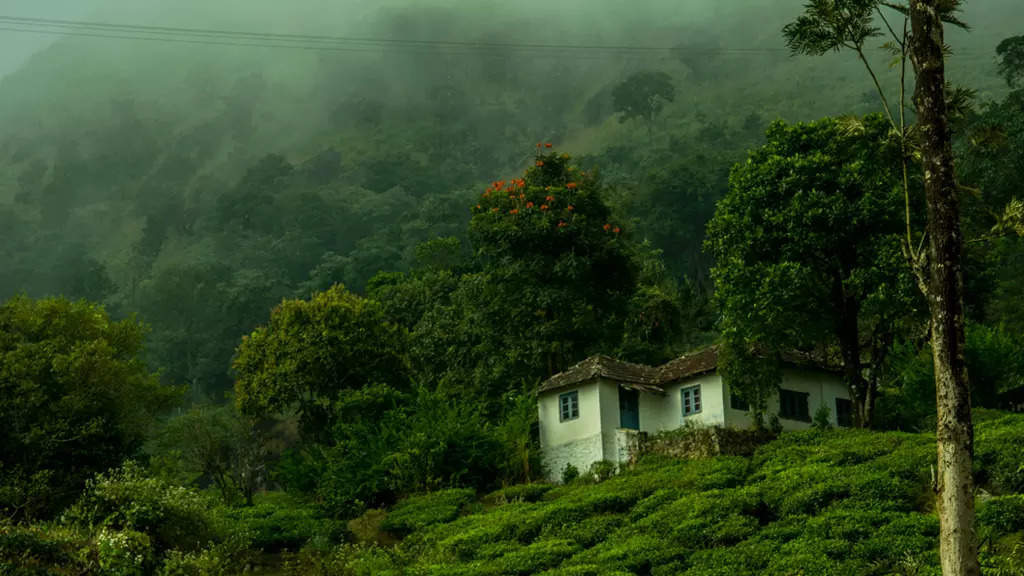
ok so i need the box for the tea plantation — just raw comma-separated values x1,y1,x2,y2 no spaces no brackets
291,410,1024,575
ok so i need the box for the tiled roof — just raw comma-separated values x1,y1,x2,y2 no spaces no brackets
537,345,840,395
657,346,720,383
537,355,662,394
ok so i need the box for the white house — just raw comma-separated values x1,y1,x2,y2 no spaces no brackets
536,346,852,482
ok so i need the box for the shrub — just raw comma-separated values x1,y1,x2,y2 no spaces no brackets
217,492,344,552
561,463,580,484
812,405,832,430
63,462,219,555
486,484,552,505
0,521,90,574
96,528,153,576
588,461,616,483
380,489,475,537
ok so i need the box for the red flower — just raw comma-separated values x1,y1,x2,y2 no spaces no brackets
545,143,553,148
558,220,568,228
536,161,545,167
613,227,621,234
603,223,612,231
537,142,543,148
526,201,534,209
567,205,574,212
518,193,525,200
476,204,482,209
510,209,519,215
540,204,549,211
566,182,578,189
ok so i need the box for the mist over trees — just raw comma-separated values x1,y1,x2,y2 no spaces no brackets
1,0,1023,573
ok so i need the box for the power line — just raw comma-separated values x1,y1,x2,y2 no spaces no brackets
0,14,789,56
0,14,993,60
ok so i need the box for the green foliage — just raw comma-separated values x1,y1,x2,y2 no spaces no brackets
997,35,1024,87
783,0,881,56
707,115,918,424
233,285,410,441
146,403,270,506
217,492,344,553
0,296,176,520
63,462,220,556
302,420,1024,575
561,464,581,484
812,404,833,430
611,71,675,138
381,489,476,537
973,411,1024,494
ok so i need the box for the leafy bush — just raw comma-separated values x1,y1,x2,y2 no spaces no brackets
974,411,1024,494
217,492,345,552
561,463,580,484
380,489,475,537
486,484,552,505
588,461,617,483
63,462,220,555
0,521,90,575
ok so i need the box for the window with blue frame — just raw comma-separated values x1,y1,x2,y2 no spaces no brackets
559,390,579,422
681,385,702,416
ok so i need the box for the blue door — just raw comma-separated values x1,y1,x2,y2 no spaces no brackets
619,387,639,430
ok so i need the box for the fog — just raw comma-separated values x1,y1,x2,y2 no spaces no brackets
0,0,1020,397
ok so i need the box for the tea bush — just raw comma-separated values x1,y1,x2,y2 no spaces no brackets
310,416,1024,574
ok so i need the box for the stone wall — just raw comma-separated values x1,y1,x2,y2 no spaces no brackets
641,426,775,460
542,432,605,483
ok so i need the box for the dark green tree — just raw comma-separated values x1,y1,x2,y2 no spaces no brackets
707,115,919,428
612,71,675,141
233,285,410,442
996,35,1024,88
0,296,175,520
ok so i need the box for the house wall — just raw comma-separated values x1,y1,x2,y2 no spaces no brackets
597,379,622,464
660,373,728,429
538,380,606,482
538,368,850,482
724,367,849,430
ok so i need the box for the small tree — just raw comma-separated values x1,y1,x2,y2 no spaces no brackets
612,71,675,141
996,35,1024,88
233,285,410,443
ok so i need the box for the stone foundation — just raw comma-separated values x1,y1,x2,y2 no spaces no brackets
542,433,605,483
642,426,775,460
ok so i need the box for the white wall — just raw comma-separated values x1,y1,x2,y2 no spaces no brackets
538,380,602,448
723,368,849,430
663,373,727,429
538,380,606,482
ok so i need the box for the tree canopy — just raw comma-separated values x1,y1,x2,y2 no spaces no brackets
707,115,920,426
0,296,175,519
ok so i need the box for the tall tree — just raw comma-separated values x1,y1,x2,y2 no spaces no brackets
909,1,978,573
707,115,918,427
783,1,980,571
612,71,675,141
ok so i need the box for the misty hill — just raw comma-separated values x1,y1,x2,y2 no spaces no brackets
0,0,1018,396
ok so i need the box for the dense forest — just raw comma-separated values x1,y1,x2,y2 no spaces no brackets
1,0,1023,574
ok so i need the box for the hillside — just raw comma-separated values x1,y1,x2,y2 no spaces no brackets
0,0,1019,399
292,411,1024,575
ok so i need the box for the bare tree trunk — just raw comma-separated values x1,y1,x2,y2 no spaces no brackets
908,2,979,575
